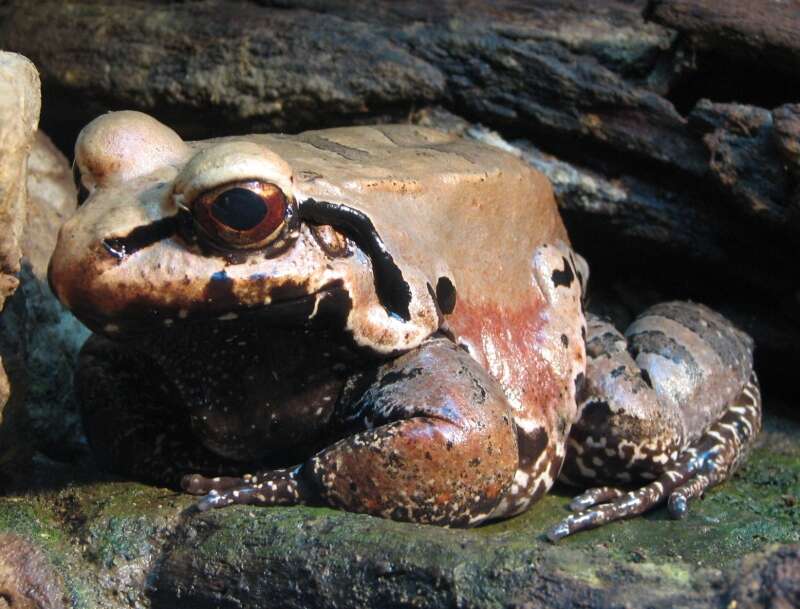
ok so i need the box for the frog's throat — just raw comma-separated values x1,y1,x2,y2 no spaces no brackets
298,198,412,322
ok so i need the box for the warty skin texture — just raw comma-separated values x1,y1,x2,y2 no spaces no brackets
50,111,760,537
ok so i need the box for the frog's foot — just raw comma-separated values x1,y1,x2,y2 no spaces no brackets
567,486,624,511
548,374,761,541
182,339,520,525
181,467,308,511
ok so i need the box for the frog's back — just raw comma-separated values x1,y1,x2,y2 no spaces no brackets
232,125,569,310
233,127,585,479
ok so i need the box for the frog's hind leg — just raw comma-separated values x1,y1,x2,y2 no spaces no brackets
184,337,519,526
550,302,761,541
550,376,760,540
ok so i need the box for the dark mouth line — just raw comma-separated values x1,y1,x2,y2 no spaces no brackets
103,215,180,259
84,283,351,340
99,198,413,323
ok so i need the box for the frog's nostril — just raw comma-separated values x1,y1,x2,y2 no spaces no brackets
211,188,268,231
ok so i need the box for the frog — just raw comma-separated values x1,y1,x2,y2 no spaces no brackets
48,111,761,539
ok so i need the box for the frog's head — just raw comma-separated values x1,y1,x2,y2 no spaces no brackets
49,111,442,353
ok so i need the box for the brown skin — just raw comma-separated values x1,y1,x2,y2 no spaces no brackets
0,534,66,609
51,112,760,535
310,339,519,526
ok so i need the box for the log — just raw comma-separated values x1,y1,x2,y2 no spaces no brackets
650,0,800,75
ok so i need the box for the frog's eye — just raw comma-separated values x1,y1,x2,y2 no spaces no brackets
192,180,288,249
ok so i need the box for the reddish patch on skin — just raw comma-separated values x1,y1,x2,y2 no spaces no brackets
447,295,566,429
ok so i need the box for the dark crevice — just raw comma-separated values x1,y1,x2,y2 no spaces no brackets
665,45,800,116
39,81,417,161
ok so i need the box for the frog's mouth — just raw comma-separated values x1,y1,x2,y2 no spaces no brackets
74,281,355,341
52,199,422,352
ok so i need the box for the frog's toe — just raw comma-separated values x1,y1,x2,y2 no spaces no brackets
667,472,714,519
548,479,668,541
549,373,762,541
181,473,245,495
568,486,625,511
196,489,231,511
187,467,309,512
181,473,206,494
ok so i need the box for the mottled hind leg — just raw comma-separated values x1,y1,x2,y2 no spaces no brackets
550,302,760,540
185,338,519,526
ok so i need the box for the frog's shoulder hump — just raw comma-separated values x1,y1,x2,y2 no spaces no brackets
243,125,545,206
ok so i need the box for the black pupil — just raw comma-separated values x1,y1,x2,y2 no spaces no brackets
210,188,268,231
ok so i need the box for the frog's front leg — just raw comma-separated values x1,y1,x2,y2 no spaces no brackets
184,337,519,526
549,302,761,541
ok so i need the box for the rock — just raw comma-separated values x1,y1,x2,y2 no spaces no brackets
0,412,796,609
773,104,800,214
649,0,800,76
728,545,800,609
0,131,87,480
0,1,697,173
22,133,80,279
0,533,67,609
0,0,445,141
0,52,40,425
0,52,39,311
688,100,796,227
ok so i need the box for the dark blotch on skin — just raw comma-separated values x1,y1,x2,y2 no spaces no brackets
561,333,569,347
269,280,312,302
103,216,179,259
647,302,752,371
378,367,424,390
203,268,237,308
435,276,457,314
517,427,548,468
298,198,412,321
574,372,586,400
629,330,700,376
427,282,444,326
579,399,613,427
551,256,575,288
73,163,90,206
